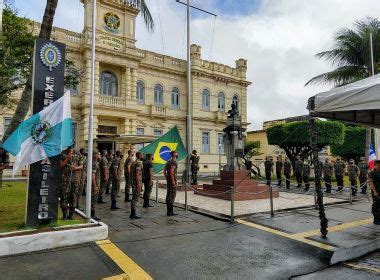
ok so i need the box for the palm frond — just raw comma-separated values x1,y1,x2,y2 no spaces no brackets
140,0,154,32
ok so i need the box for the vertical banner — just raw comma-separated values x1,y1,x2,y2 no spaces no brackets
26,38,66,227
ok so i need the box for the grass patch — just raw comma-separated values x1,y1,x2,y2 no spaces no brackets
0,181,84,234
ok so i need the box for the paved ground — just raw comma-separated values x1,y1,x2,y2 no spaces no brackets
0,193,379,279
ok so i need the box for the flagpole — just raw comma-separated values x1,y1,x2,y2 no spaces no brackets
85,0,96,222
370,32,379,159
185,0,191,211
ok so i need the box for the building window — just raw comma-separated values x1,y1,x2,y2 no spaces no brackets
202,89,210,111
153,129,163,136
233,95,239,109
154,84,163,106
171,87,180,109
3,117,11,135
202,132,210,153
136,81,145,104
98,125,117,134
218,133,225,154
136,127,145,135
217,92,225,112
100,71,118,96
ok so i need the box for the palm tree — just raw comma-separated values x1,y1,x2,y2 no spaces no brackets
3,0,154,141
305,17,379,87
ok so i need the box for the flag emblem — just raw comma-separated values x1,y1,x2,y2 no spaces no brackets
31,121,51,144
40,43,62,71
154,142,178,164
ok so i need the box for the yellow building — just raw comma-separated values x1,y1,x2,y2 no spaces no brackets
0,0,251,173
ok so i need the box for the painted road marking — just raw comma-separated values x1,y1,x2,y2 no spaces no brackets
102,273,129,280
344,262,380,274
291,218,373,238
236,219,335,251
96,239,153,280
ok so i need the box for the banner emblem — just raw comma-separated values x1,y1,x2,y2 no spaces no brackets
40,43,62,71
31,121,51,144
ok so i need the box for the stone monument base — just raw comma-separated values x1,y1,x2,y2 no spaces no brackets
195,170,279,201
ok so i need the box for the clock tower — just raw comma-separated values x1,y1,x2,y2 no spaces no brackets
81,0,141,51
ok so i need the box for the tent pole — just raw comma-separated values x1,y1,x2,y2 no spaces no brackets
309,115,328,238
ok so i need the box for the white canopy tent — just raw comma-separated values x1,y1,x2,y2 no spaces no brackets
308,74,380,127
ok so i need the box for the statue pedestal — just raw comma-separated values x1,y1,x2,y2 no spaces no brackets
196,170,279,201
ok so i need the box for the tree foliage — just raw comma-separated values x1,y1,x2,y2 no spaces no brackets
267,120,345,166
330,126,366,160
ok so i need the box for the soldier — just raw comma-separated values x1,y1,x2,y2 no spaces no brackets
190,150,200,185
368,160,380,225
0,147,10,189
303,160,311,191
60,147,74,220
98,150,109,204
358,157,368,194
105,151,114,195
164,151,178,216
323,158,334,193
294,156,304,188
76,148,87,211
143,154,154,208
124,150,134,202
130,152,144,219
283,157,292,189
68,150,83,219
91,151,101,221
264,156,274,186
348,159,360,196
275,156,283,186
334,157,346,192
110,151,122,210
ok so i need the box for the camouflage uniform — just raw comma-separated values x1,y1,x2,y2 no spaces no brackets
294,159,304,188
110,155,121,208
143,159,154,207
124,156,133,202
60,153,73,217
130,158,143,211
98,155,109,203
165,159,178,212
0,148,10,189
275,159,283,186
190,154,200,185
323,162,334,193
358,160,368,193
77,153,87,208
334,160,346,190
368,169,380,224
283,159,292,189
105,154,113,194
348,162,360,195
302,162,311,190
68,153,83,218
91,160,100,217
264,159,273,186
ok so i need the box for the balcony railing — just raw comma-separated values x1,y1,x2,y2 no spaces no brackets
98,95,126,108
150,105,167,117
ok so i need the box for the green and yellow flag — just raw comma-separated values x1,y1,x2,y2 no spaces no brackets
139,126,187,173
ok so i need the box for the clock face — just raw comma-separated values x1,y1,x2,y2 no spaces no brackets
104,12,120,33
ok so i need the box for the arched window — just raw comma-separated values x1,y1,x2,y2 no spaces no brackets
100,71,118,96
217,92,225,112
202,89,210,111
136,81,145,104
233,95,239,109
154,84,163,105
171,87,180,109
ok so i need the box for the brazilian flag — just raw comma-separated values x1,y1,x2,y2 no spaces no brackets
139,126,187,173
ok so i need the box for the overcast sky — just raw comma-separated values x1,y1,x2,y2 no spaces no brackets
12,0,380,130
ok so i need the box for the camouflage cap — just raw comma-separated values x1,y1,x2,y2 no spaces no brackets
360,156,365,161
349,159,354,163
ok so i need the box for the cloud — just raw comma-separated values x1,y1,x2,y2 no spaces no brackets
13,0,380,130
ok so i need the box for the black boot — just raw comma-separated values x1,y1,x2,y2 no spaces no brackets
97,196,106,204
62,208,68,220
91,210,101,221
68,209,75,220
124,193,131,202
167,205,178,216
143,199,153,208
110,199,121,210
129,209,141,219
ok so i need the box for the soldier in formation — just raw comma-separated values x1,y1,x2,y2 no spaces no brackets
76,147,87,211
323,158,334,193
302,159,311,191
110,151,122,210
368,160,380,225
283,157,292,189
348,159,360,196
164,151,178,216
0,147,9,188
334,157,346,192
143,154,154,208
264,156,274,186
91,151,101,221
275,156,283,186
105,150,114,195
294,156,304,188
130,151,144,219
358,157,368,194
98,150,109,204
124,150,134,202
190,150,200,185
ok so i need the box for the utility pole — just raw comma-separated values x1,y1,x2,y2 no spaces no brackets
175,1,217,209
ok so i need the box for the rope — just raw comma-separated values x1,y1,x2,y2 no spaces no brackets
209,16,216,61
156,0,165,56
